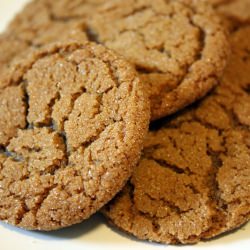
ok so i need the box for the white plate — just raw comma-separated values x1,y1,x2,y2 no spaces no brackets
0,1,249,249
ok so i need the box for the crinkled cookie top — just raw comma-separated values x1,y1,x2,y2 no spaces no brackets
0,41,150,231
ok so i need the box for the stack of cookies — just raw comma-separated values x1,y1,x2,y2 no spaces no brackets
0,0,249,245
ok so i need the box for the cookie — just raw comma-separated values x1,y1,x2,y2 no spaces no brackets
102,25,250,244
87,0,230,120
0,41,150,230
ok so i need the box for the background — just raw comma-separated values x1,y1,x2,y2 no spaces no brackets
0,0,249,249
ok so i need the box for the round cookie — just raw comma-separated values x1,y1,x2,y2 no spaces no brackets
0,41,150,230
87,0,230,120
102,25,250,244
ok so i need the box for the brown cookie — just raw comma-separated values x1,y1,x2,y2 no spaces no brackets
0,41,150,230
87,0,230,120
102,25,250,244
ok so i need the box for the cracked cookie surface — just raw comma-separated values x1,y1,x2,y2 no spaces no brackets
0,41,150,230
87,0,229,120
102,25,250,244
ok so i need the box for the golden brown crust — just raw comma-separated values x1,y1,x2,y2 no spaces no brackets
0,41,150,231
103,25,250,244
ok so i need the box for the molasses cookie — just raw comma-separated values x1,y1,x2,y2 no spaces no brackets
87,0,230,120
0,41,150,230
103,25,250,244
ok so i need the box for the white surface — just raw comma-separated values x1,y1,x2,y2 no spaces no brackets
0,0,249,249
